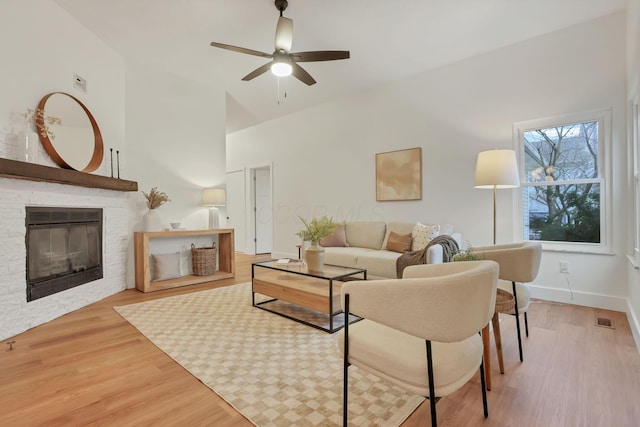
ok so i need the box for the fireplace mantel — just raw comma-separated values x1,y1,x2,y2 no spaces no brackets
0,158,137,192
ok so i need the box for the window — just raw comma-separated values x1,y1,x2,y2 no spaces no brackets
514,110,611,252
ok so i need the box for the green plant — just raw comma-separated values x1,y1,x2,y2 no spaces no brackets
297,215,336,244
453,242,482,262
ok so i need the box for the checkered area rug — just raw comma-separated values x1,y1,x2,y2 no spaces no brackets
114,283,424,426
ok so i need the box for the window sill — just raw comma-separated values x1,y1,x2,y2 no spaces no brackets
537,241,614,256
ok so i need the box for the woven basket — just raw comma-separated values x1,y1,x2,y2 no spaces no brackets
495,288,515,313
191,243,216,276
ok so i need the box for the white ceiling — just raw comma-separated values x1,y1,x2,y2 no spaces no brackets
53,0,627,134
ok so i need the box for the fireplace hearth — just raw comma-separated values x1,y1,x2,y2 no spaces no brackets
26,207,103,301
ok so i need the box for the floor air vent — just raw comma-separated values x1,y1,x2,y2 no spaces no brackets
595,317,615,329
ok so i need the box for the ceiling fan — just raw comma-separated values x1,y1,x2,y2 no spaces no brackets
209,0,350,86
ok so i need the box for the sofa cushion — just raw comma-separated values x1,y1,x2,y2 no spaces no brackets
411,223,440,251
386,231,412,253
323,247,361,268
355,250,401,278
320,222,348,247
345,221,387,250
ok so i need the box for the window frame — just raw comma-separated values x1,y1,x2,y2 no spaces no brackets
513,109,613,254
632,95,640,264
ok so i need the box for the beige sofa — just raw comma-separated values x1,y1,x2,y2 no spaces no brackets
321,221,462,279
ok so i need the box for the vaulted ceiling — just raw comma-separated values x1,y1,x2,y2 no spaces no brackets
54,0,627,133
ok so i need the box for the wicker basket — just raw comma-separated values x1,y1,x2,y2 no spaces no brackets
495,288,515,313
191,243,216,276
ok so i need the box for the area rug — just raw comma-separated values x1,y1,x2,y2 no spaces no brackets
114,283,424,426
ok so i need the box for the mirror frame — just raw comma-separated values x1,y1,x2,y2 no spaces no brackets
36,92,104,172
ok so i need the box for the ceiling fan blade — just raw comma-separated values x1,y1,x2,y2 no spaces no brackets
274,17,293,52
210,42,272,59
291,50,350,62
241,62,273,81
291,62,316,86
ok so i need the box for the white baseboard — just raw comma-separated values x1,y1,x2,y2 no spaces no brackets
529,285,628,311
626,299,640,353
530,285,640,353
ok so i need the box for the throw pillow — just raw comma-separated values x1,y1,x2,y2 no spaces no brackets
320,224,349,247
385,231,412,253
411,223,440,251
151,252,181,281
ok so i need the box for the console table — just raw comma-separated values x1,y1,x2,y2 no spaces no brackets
134,229,235,292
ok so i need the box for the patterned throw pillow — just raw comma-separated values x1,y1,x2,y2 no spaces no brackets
385,231,413,253
411,223,440,251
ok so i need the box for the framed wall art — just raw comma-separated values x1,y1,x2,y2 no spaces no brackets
375,147,422,201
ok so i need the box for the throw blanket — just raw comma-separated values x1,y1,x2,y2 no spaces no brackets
395,234,460,278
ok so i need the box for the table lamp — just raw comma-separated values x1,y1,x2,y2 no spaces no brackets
202,188,226,229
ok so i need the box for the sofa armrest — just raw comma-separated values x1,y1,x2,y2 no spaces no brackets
425,232,462,264
425,245,443,264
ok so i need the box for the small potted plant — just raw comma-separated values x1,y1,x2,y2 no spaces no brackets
453,242,482,262
297,215,336,271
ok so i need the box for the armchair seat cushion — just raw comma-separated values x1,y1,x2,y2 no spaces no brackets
338,319,483,397
497,279,531,313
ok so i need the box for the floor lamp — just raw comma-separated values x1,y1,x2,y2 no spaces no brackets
202,188,226,229
474,149,520,244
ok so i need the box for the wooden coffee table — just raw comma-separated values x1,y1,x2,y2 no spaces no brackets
251,260,367,333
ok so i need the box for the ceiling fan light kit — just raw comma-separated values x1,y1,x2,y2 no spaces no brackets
209,0,349,86
271,51,292,77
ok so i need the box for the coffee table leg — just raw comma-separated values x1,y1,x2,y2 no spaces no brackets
329,279,334,332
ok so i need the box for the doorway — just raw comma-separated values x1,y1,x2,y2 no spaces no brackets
252,166,273,254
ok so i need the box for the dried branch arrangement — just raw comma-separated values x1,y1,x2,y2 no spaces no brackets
143,187,170,210
22,108,62,139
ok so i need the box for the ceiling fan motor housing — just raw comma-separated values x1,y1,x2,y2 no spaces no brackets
275,0,288,13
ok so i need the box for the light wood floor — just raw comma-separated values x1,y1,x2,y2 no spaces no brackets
1,253,639,426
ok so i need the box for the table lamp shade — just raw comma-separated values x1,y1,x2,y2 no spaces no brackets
474,149,520,189
202,188,226,206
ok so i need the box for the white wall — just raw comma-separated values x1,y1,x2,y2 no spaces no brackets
228,12,628,310
0,0,125,172
627,0,640,349
123,62,227,287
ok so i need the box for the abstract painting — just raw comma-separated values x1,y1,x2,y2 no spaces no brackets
375,147,422,201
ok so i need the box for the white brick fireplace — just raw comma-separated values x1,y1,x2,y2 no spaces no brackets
0,177,131,341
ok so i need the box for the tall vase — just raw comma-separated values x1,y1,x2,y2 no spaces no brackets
24,130,39,163
305,242,325,272
142,209,163,232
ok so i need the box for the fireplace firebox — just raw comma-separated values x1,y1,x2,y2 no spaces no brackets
26,207,103,301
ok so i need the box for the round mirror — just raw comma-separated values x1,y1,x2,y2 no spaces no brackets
36,92,104,172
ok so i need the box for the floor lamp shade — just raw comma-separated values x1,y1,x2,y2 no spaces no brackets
202,188,226,229
474,149,520,244
474,149,520,189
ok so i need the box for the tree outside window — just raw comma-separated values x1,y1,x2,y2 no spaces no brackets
522,120,602,243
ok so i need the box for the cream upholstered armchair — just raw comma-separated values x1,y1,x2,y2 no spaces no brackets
338,260,499,427
471,242,542,362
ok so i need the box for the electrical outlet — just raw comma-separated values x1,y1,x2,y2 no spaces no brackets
560,261,570,274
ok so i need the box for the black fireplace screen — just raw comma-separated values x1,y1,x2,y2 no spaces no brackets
26,207,103,301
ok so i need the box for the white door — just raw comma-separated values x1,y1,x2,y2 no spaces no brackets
254,167,273,254
226,169,246,253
